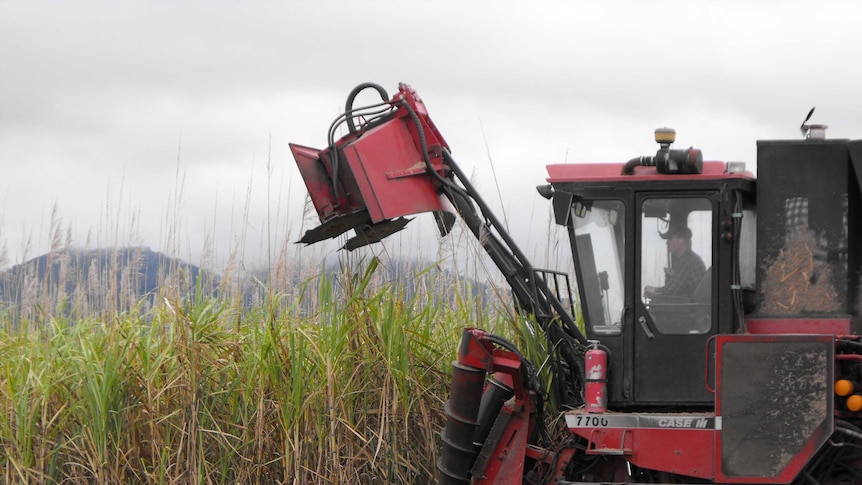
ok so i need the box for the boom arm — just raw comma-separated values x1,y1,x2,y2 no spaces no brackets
290,82,588,406
440,149,585,345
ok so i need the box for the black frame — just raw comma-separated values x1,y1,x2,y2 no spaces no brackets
558,176,755,408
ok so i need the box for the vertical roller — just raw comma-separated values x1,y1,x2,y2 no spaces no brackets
437,360,486,485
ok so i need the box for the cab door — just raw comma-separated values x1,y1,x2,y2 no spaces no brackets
633,193,717,404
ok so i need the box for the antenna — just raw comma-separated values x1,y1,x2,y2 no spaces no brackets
800,107,828,139
800,107,815,137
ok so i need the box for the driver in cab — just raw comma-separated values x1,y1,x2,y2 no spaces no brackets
644,226,706,299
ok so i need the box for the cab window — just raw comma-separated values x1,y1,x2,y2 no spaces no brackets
572,199,625,336
641,197,713,335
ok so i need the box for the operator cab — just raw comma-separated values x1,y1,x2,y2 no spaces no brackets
543,129,757,408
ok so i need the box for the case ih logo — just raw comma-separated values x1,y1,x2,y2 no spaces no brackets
653,417,711,428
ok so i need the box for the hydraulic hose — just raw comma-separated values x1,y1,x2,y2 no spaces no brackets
345,83,390,134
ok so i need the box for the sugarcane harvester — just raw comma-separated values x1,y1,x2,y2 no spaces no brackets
290,83,862,484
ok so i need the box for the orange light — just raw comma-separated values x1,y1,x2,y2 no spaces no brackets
847,394,862,412
836,379,855,397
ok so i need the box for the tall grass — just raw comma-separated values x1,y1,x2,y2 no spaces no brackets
0,255,516,484
0,139,578,482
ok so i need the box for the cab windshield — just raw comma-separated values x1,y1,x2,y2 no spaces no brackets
572,199,625,335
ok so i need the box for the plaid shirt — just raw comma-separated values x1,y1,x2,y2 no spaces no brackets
656,249,707,298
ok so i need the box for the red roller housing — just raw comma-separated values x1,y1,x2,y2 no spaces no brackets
290,83,455,249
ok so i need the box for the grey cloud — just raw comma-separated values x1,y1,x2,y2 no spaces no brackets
2,0,862,268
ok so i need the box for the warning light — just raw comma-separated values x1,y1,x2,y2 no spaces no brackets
836,379,855,397
847,394,862,412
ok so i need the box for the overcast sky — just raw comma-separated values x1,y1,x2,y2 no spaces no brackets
2,0,861,272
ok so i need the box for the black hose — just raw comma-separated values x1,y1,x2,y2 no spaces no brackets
836,419,862,432
487,334,543,395
399,98,467,198
486,334,521,355
326,85,392,201
345,83,390,134
837,339,862,351
836,426,862,441
621,156,652,175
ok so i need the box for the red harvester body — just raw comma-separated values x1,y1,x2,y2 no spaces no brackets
291,83,862,484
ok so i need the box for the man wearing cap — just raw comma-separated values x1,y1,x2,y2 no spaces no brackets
644,226,707,299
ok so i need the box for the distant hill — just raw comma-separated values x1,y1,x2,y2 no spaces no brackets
0,247,214,321
0,247,507,323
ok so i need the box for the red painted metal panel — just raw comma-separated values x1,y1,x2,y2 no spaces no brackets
545,161,755,183
567,426,715,479
472,404,530,485
746,317,852,335
633,429,714,480
566,411,716,480
342,118,449,223
291,143,364,222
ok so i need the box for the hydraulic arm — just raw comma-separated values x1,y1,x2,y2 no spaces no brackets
290,82,588,406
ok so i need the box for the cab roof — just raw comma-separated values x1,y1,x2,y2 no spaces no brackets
546,161,755,184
